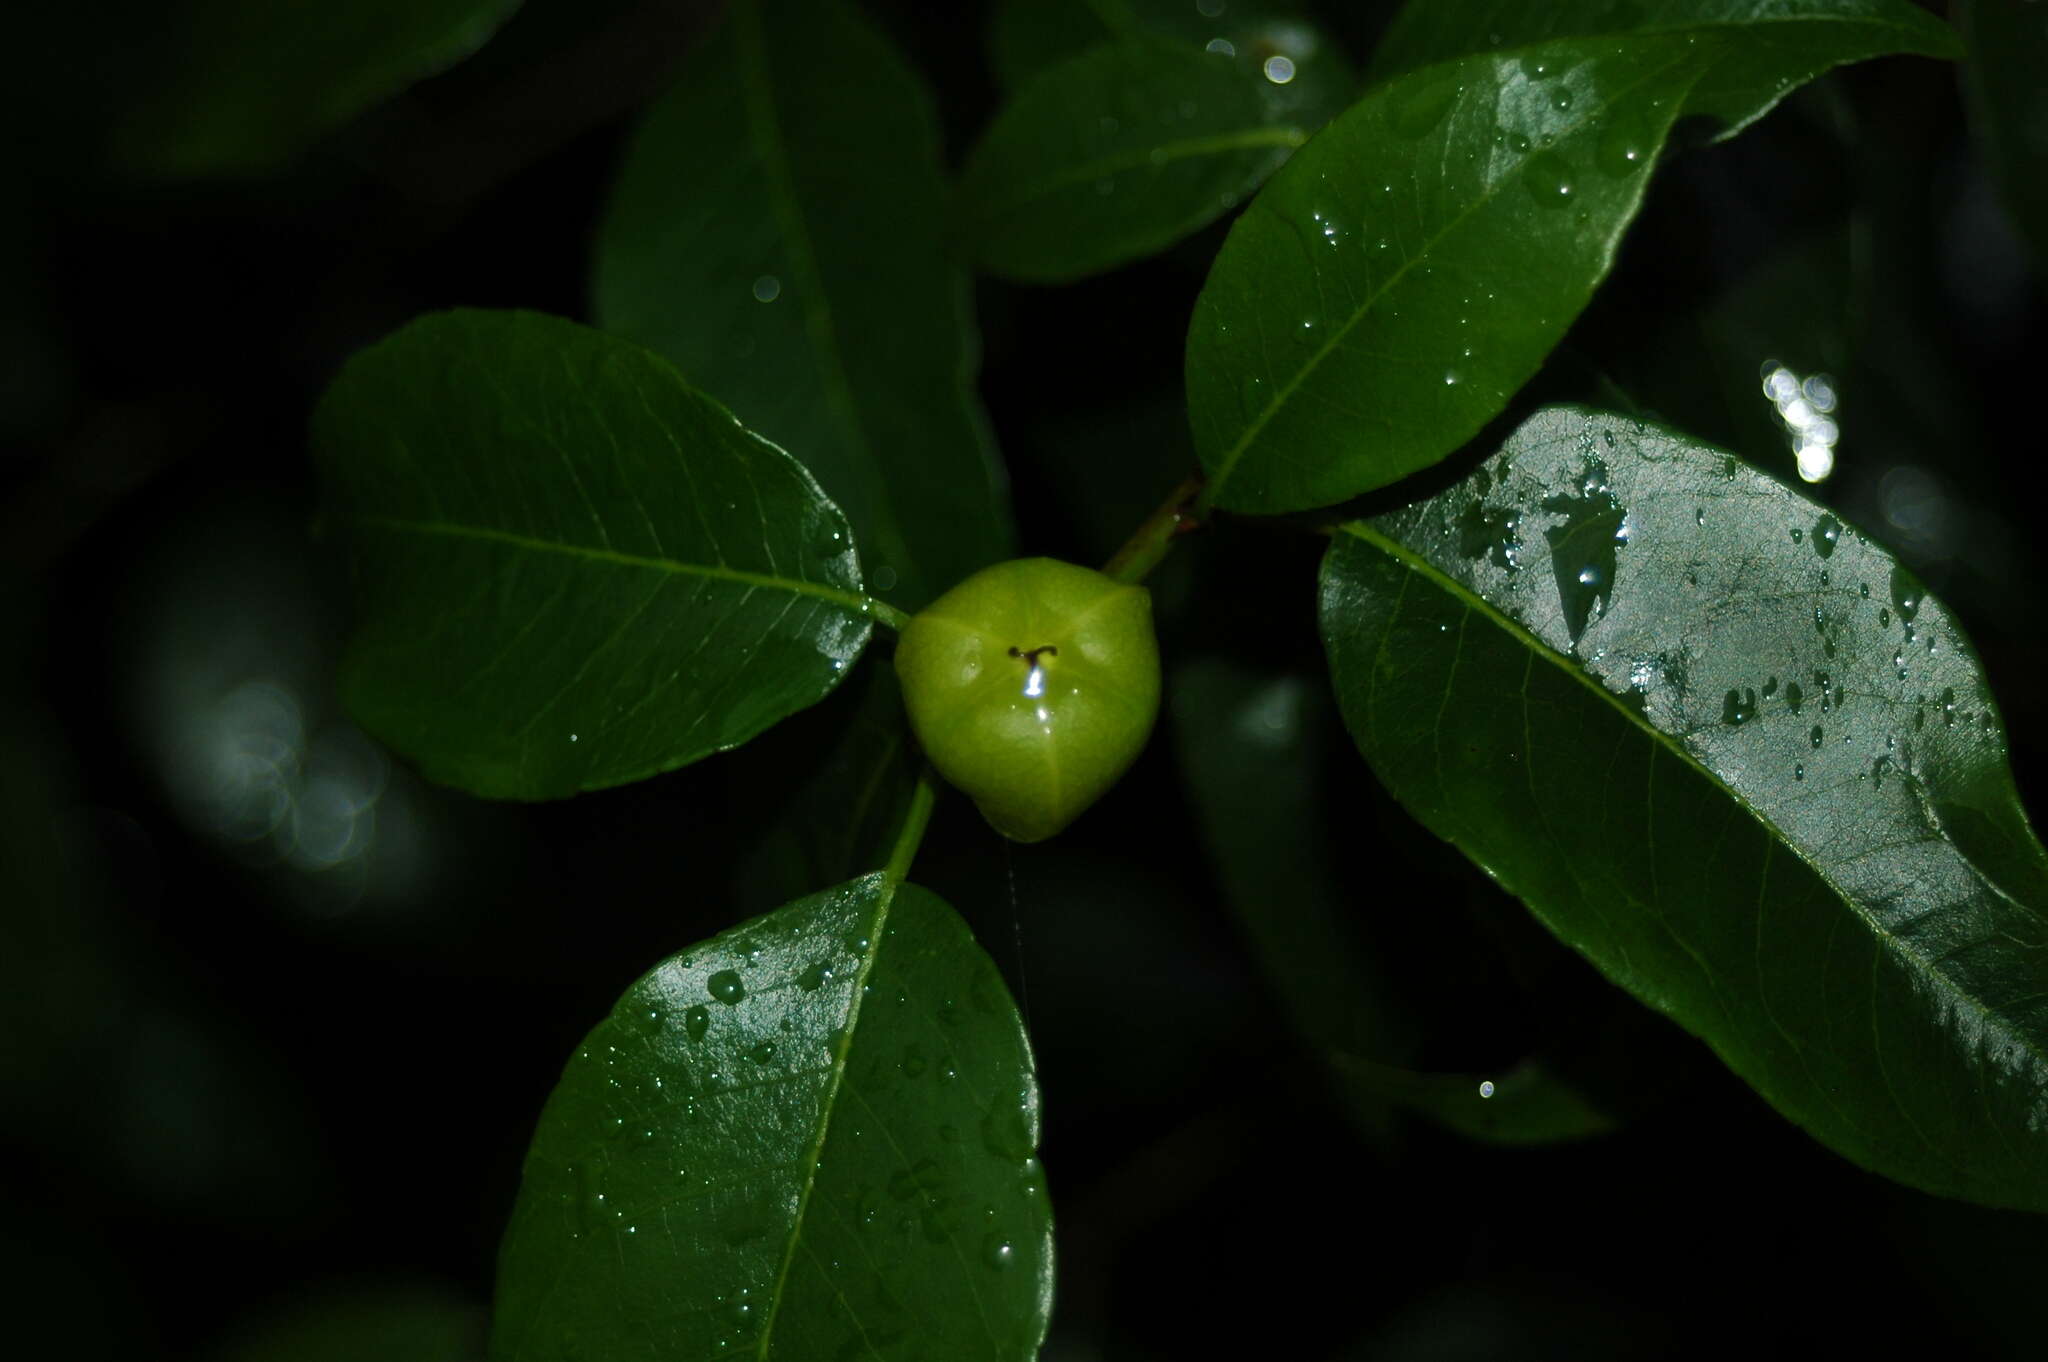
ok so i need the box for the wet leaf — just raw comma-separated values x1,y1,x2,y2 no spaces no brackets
491,875,1051,1361
1369,0,1961,141
312,309,874,801
1320,406,2048,1209
958,39,1307,284
1186,15,1957,512
1959,0,2048,270
117,0,521,176
593,0,1009,610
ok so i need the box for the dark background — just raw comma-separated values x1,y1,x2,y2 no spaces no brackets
6,1,2047,1358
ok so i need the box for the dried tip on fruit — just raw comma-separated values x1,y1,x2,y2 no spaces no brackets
894,557,1161,842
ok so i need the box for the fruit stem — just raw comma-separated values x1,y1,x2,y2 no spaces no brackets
1103,472,1206,585
882,767,939,885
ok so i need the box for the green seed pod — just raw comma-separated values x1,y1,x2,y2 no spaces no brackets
895,557,1161,843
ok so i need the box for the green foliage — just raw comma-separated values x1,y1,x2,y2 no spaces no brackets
592,0,1010,610
491,873,1051,1361
312,309,877,800
119,0,523,175
1321,407,2048,1210
279,0,2048,1351
958,39,1309,284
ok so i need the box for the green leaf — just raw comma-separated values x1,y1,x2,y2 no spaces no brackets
593,0,1009,611
1186,14,1958,513
1369,0,1962,140
1959,0,2048,270
117,0,522,176
1330,1053,1617,1146
987,0,1354,127
490,874,1052,1361
1320,405,2048,1209
312,309,876,801
958,40,1309,284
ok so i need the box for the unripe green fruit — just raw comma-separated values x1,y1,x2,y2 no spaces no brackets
894,557,1160,843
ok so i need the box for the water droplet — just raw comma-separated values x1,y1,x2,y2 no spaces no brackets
630,1007,663,1038
1810,725,1824,750
1794,763,1805,781
1790,527,1803,543
983,1235,1016,1271
1594,108,1649,176
751,275,781,303
980,1095,1036,1161
1523,151,1575,208
745,1040,776,1065
707,970,746,1005
1786,682,1804,712
684,1005,711,1042
1542,456,1624,645
1238,375,1265,419
1813,514,1841,559
797,960,835,992
1889,566,1921,624
1721,688,1758,725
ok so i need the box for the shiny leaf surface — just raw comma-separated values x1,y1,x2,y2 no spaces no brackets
1369,0,1961,140
118,0,521,176
958,40,1307,284
1186,14,1956,513
1320,406,2048,1208
491,875,1052,1361
1959,0,2048,270
313,309,873,800
593,0,1009,610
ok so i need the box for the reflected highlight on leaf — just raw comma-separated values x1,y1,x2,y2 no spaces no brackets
1321,406,2048,1209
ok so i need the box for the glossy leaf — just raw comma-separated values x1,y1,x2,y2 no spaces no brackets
1186,16,1957,513
491,874,1052,1361
986,0,1356,127
1959,0,2048,270
1320,405,2048,1209
593,0,1009,611
1370,0,1961,140
1174,656,1619,1144
958,41,1306,284
118,0,521,176
312,309,874,801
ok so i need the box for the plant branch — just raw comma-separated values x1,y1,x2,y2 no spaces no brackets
882,767,939,885
1102,473,1206,585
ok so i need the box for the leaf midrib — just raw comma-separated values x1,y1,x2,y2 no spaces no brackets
1335,519,2048,1078
734,0,921,587
341,511,879,618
